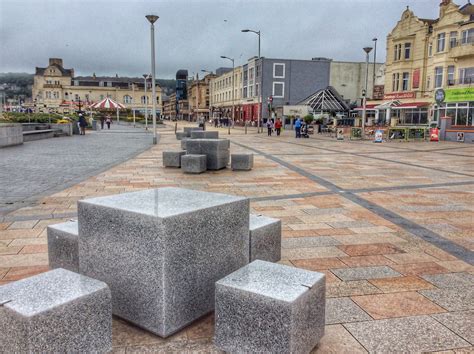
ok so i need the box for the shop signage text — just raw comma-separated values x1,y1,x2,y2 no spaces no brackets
444,87,474,103
383,92,416,100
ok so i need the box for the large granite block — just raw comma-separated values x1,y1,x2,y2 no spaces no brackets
163,150,186,167
190,130,219,139
231,153,254,171
47,220,79,272
182,154,207,174
184,127,203,137
181,138,189,150
0,268,112,353
175,132,186,140
186,139,230,170
215,260,325,353
78,187,250,337
249,214,281,262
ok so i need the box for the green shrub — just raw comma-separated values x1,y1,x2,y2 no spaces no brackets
303,114,314,124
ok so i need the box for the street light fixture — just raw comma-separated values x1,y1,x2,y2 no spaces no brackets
201,69,213,127
241,28,262,133
362,46,373,140
146,14,159,145
372,38,378,99
221,56,235,135
143,74,150,130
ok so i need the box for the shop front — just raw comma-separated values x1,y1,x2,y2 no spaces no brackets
433,87,474,126
242,103,260,123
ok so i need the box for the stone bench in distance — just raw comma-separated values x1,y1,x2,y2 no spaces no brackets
78,187,250,337
0,268,112,353
249,214,281,262
175,132,186,140
181,138,189,150
231,153,254,171
186,139,230,170
47,220,79,272
182,154,207,174
163,150,186,167
215,260,326,354
190,130,219,139
183,127,203,137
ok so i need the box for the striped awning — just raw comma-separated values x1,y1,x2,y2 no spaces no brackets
90,98,125,110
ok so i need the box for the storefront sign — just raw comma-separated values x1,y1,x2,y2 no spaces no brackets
435,89,445,104
383,92,416,100
412,69,420,89
444,87,474,103
373,85,385,100
374,130,383,143
430,128,439,142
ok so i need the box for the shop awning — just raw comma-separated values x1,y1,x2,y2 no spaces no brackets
392,102,430,109
354,104,378,110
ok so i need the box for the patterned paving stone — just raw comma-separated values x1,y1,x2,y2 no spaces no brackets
344,316,470,353
331,266,401,281
7,220,39,229
282,246,347,260
431,311,474,345
326,280,382,298
281,236,341,248
327,221,374,228
351,292,446,319
291,257,347,270
369,275,435,293
421,272,474,289
385,252,440,264
391,262,451,276
419,287,474,311
337,243,404,257
311,324,367,353
326,297,372,324
339,255,396,267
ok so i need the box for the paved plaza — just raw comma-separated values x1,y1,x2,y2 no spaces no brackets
0,123,473,352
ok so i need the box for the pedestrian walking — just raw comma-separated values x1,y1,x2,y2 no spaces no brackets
105,114,111,129
100,115,105,130
294,117,302,138
275,118,282,136
78,113,87,135
267,119,274,136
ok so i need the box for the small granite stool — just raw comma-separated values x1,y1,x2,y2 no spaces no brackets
47,220,79,272
231,153,254,171
215,260,325,353
182,154,207,174
190,130,219,139
186,139,230,170
176,132,186,140
163,150,186,167
0,268,112,353
184,127,203,137
249,214,281,262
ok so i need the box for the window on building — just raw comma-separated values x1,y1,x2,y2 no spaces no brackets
404,43,411,59
249,68,254,80
447,66,455,86
449,31,458,48
99,81,104,87
107,81,113,87
74,94,79,101
392,73,397,91
249,86,253,97
461,29,474,44
428,42,433,56
459,67,474,84
123,95,132,104
141,96,148,104
402,72,410,91
272,82,284,97
256,65,260,78
437,33,446,52
243,70,248,81
243,87,248,98
255,83,259,97
427,76,431,89
435,67,443,88
45,91,51,99
273,63,285,78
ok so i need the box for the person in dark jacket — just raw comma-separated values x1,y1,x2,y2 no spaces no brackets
100,115,105,130
78,113,87,135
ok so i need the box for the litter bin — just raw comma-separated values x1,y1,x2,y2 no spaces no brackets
91,119,98,131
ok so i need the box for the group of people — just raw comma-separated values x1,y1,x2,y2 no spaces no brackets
266,118,283,136
77,113,112,135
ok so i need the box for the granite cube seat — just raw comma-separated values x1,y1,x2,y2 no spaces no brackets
182,154,207,174
47,220,79,272
249,214,281,262
186,139,230,170
78,187,250,337
176,132,186,140
190,130,219,139
215,260,326,353
183,127,203,137
163,150,186,167
181,138,189,150
231,153,254,171
0,268,112,353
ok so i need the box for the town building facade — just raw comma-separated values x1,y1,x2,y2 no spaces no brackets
32,58,162,114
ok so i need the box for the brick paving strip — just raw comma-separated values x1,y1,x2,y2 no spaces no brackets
233,140,474,265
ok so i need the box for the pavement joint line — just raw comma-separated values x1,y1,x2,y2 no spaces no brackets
347,180,474,194
254,136,474,178
233,140,474,265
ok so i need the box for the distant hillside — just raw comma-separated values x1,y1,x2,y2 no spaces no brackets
0,73,176,99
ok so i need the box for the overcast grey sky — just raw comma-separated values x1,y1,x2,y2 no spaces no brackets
1,0,440,78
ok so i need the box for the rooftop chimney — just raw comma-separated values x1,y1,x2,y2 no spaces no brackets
49,58,63,67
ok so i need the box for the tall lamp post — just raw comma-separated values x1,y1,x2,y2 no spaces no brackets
362,46,373,140
143,74,149,130
372,38,377,99
146,14,159,145
201,69,213,126
220,56,234,135
242,28,262,133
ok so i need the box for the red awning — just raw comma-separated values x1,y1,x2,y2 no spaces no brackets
392,102,430,109
354,104,377,110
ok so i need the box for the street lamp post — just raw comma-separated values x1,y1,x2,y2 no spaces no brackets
242,29,262,133
146,14,159,145
221,56,235,135
201,69,213,128
372,38,377,99
143,74,149,130
362,46,373,140
132,83,136,127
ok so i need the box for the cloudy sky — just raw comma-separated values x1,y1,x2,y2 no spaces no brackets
1,0,440,78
